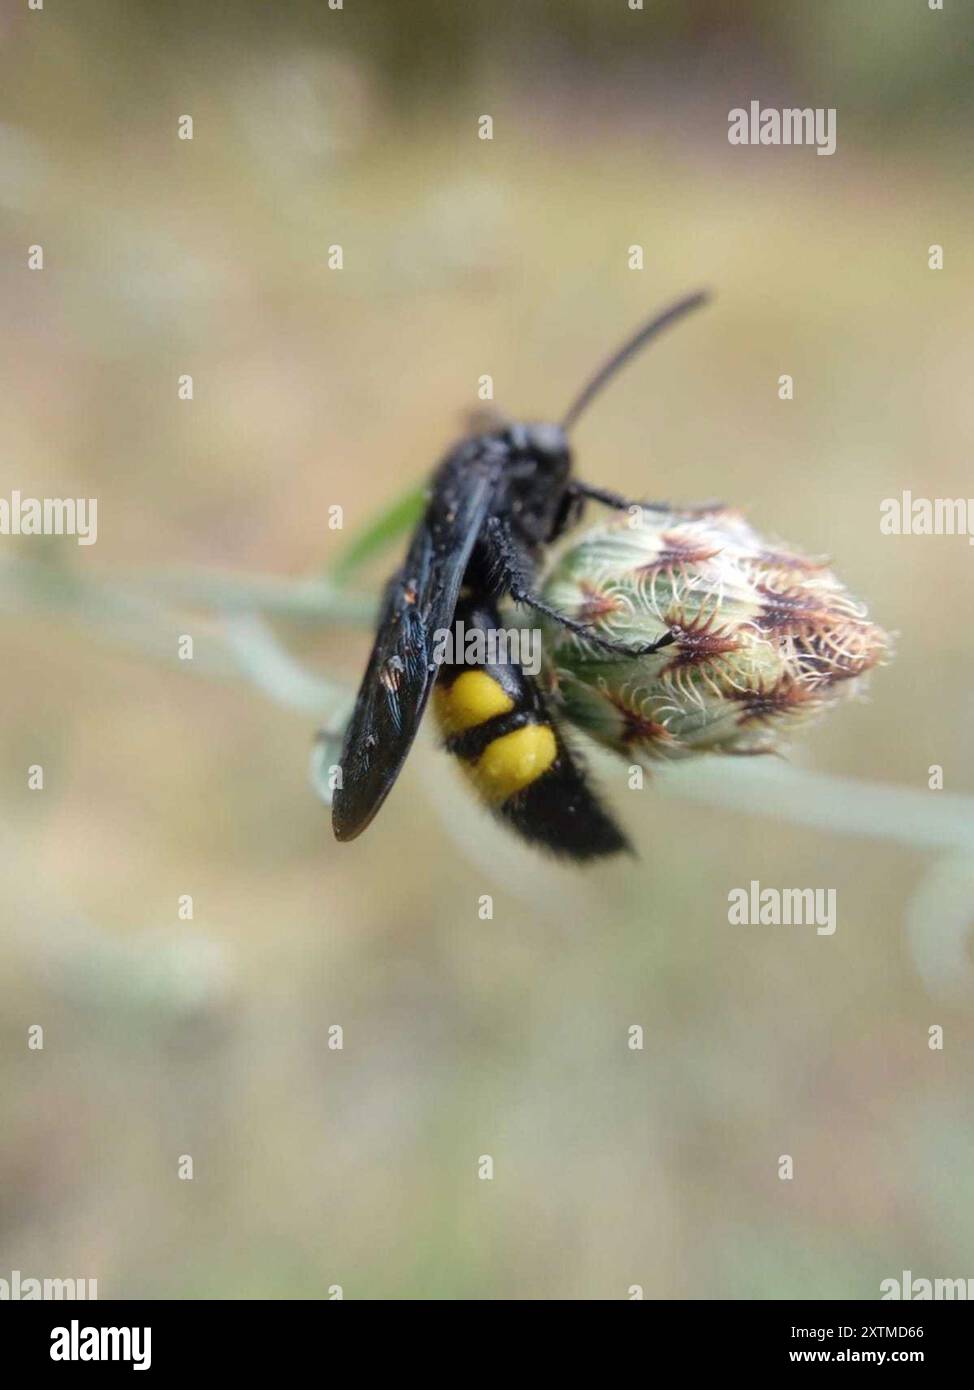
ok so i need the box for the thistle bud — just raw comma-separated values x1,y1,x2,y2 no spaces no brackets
538,507,889,763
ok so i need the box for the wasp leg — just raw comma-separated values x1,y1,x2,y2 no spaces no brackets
570,482,726,515
516,589,677,657
484,516,676,658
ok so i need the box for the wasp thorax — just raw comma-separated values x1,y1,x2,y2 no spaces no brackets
537,507,890,762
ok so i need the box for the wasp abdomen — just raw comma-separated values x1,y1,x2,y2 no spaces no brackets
434,665,558,806
431,600,629,859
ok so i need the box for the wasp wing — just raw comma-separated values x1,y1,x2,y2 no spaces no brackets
332,452,500,841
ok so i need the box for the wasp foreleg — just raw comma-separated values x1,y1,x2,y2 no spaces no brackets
483,515,676,658
569,481,726,516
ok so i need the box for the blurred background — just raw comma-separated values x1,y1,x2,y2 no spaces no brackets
1,0,973,1299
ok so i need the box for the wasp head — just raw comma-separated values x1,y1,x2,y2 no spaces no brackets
500,421,573,542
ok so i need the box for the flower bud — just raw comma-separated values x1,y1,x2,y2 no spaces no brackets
538,507,889,762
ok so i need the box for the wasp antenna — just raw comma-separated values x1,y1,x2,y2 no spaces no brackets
560,290,711,433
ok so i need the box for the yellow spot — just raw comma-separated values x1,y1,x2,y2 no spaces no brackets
471,724,557,805
435,670,513,735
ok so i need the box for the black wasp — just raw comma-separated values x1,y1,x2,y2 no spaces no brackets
332,291,709,861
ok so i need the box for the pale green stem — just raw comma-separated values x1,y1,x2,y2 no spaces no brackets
2,553,972,856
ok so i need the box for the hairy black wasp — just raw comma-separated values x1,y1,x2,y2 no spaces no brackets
332,292,709,860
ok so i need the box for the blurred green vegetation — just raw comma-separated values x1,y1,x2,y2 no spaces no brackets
1,0,973,1300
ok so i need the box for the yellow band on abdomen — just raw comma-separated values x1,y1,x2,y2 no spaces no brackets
434,669,514,735
469,724,558,805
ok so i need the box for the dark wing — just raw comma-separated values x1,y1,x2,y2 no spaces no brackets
332,451,501,842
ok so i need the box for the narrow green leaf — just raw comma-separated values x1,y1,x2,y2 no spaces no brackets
330,485,427,585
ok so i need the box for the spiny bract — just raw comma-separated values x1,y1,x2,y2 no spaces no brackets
537,506,889,764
